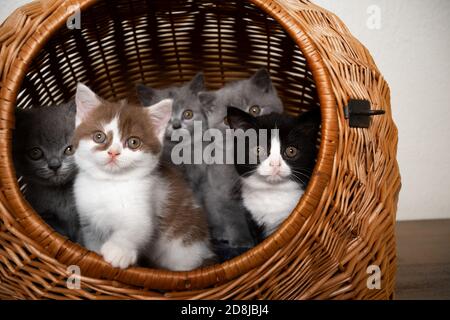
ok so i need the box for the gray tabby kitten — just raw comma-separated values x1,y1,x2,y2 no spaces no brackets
136,72,208,196
13,102,82,243
198,68,284,259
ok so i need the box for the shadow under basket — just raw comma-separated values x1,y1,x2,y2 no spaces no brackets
0,0,401,299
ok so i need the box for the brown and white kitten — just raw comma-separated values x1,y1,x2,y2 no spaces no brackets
72,83,215,270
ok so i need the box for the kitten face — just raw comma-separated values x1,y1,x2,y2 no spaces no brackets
14,102,77,186
227,107,320,186
136,72,207,145
198,68,283,132
73,83,172,179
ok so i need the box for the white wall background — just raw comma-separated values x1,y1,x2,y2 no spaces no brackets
1,0,450,221
312,0,450,221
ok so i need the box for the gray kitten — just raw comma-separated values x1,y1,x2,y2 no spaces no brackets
13,101,82,243
136,72,208,196
198,68,284,259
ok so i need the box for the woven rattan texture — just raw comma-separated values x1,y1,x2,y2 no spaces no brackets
0,0,400,299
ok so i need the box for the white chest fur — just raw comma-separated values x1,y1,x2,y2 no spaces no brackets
74,173,157,240
241,176,304,236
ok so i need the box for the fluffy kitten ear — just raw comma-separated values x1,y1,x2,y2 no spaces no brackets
198,91,216,113
227,107,256,130
146,99,173,143
136,84,156,106
250,68,274,93
75,83,102,126
189,72,205,94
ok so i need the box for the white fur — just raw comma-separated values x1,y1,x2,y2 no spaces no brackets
241,135,304,237
74,84,171,269
75,170,166,268
241,176,303,237
152,235,214,271
74,85,213,270
257,136,292,183
74,137,162,269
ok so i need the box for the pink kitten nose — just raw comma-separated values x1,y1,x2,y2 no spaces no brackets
107,149,121,158
269,158,281,167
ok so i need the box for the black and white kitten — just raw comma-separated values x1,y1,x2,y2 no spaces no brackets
197,68,284,258
227,107,320,238
13,102,82,243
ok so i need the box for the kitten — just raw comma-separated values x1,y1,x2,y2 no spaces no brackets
73,83,215,270
136,73,208,200
227,107,320,238
197,68,284,259
13,102,81,243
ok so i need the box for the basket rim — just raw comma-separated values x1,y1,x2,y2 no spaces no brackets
0,0,338,291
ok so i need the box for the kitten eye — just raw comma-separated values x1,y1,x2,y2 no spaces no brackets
249,105,261,116
28,147,43,160
93,131,106,144
182,109,194,120
127,137,142,150
223,116,229,126
64,145,75,156
285,146,299,158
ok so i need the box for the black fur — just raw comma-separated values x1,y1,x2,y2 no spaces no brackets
227,107,320,188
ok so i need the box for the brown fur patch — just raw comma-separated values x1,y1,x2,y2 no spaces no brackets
118,105,160,154
157,163,211,245
72,99,161,154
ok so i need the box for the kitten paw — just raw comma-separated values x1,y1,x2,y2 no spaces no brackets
100,242,137,269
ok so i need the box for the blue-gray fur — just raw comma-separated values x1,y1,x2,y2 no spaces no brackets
13,101,82,243
198,68,284,259
136,72,208,199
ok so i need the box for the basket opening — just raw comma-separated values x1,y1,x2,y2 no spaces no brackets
13,0,323,290
17,0,319,113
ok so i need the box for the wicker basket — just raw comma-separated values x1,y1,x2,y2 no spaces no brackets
0,0,400,300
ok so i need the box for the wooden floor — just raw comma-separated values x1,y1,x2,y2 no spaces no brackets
396,219,450,300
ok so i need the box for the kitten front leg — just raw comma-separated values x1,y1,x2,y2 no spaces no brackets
80,218,139,268
100,238,138,269
100,225,150,269
220,203,256,248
